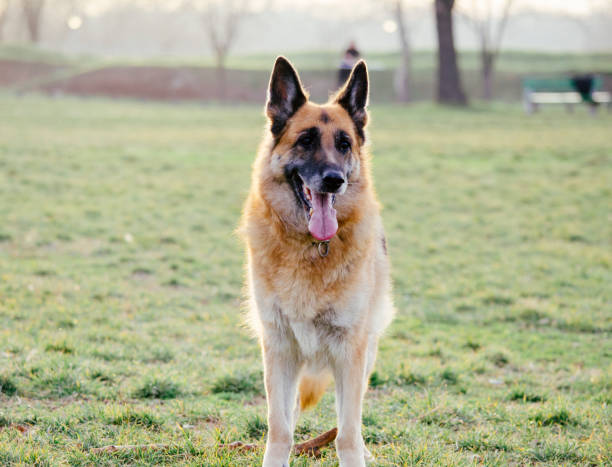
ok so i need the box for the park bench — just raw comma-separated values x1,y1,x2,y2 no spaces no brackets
522,75,611,114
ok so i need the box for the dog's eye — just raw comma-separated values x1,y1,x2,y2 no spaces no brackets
297,135,313,149
336,139,351,154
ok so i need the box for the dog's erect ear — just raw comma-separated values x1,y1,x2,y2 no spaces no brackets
266,56,307,136
335,60,369,140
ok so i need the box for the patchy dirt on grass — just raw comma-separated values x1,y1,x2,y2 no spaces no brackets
0,59,336,102
0,60,66,87
36,66,263,102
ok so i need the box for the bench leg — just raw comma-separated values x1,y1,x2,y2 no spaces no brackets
523,91,536,114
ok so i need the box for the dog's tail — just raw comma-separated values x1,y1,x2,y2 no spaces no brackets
298,371,332,411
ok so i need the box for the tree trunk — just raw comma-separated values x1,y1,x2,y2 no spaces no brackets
434,0,467,105
395,49,411,103
0,1,9,41
215,52,227,100
22,0,44,43
481,50,494,100
394,0,411,103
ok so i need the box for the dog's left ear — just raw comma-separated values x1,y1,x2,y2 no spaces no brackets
266,56,307,136
335,60,369,139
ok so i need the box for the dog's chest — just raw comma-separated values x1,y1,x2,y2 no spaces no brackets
289,308,348,358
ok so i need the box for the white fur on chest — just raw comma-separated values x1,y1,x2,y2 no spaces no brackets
290,320,321,358
249,259,380,360
288,297,364,360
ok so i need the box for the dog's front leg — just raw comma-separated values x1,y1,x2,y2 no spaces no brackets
261,334,300,467
333,338,368,467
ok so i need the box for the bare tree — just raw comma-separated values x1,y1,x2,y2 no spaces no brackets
434,0,467,105
393,0,412,102
0,0,10,41
21,0,45,42
188,0,250,99
459,0,514,100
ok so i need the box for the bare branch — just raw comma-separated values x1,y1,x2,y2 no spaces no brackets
21,0,45,42
0,0,9,19
458,0,514,56
456,1,485,41
458,0,514,99
197,0,248,67
393,0,412,102
0,0,11,40
491,0,514,56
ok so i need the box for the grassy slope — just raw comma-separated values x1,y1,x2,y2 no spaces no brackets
3,44,611,104
2,44,612,73
0,96,610,465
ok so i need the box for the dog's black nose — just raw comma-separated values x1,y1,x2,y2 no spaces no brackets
321,169,345,193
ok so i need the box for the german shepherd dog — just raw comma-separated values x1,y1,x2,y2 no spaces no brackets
241,57,394,467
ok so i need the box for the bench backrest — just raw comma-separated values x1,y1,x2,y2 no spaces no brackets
523,76,603,92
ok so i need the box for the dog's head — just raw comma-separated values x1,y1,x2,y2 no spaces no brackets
263,56,369,242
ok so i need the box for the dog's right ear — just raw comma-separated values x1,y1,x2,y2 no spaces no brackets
266,56,307,136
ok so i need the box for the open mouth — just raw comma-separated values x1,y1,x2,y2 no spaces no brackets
291,173,338,242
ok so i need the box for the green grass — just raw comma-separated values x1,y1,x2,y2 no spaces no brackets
0,95,610,465
3,44,611,73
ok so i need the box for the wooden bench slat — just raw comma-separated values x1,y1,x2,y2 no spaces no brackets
530,92,582,104
592,91,612,103
527,91,610,105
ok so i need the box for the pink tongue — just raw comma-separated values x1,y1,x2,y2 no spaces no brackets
308,192,338,241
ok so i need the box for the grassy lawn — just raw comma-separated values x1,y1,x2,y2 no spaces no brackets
3,44,612,73
0,95,610,465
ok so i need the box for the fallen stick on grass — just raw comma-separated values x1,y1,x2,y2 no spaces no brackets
0,424,31,434
90,443,170,454
219,428,338,457
293,427,338,457
218,426,338,457
217,440,258,452
91,427,338,457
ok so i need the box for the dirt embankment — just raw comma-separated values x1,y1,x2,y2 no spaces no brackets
0,59,337,102
3,58,560,102
36,66,263,101
0,60,67,87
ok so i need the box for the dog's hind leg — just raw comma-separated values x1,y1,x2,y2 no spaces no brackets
261,337,301,467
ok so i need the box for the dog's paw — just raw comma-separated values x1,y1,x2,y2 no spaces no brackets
262,443,291,467
262,458,289,467
338,449,367,467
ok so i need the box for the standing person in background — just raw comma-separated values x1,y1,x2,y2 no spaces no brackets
570,73,596,107
338,41,361,86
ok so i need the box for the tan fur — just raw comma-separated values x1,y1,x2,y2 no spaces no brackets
298,372,332,411
240,58,394,467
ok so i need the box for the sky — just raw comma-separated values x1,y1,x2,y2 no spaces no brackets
83,0,610,17
396,0,608,16
470,0,608,15
35,0,610,55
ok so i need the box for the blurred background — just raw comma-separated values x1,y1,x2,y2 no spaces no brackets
1,0,611,104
